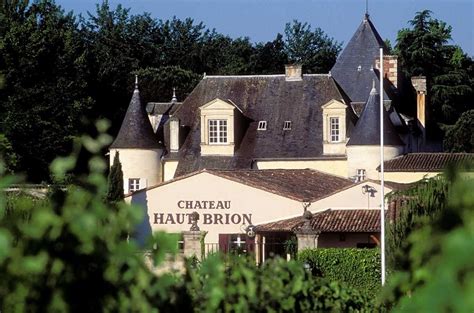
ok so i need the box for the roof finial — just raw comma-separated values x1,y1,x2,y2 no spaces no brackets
370,79,377,94
171,87,177,102
364,0,370,21
134,74,139,90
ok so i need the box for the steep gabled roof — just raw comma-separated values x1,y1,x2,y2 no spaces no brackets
331,15,390,104
110,84,162,149
347,86,403,146
170,74,351,177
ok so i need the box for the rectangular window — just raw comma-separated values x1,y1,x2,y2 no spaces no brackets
128,178,140,192
356,169,366,182
208,119,227,144
257,121,267,130
283,121,292,130
330,117,340,142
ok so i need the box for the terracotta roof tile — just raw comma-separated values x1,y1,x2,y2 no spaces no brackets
381,153,474,172
209,169,354,202
256,209,380,233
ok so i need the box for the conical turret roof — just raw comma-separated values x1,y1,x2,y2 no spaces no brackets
331,15,390,103
110,80,162,149
347,85,403,146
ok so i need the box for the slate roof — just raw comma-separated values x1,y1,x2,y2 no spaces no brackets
381,153,474,172
209,169,354,202
346,86,404,146
170,74,354,177
146,102,180,115
110,86,162,149
331,15,390,104
255,209,380,233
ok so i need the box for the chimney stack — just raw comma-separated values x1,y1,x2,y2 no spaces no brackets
375,55,399,88
285,64,302,81
169,117,180,152
411,76,427,142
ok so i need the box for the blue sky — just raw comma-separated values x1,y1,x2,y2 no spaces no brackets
57,0,473,56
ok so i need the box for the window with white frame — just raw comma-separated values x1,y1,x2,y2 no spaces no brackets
330,117,340,142
208,119,228,144
128,178,140,192
257,121,267,130
283,121,292,130
356,169,366,182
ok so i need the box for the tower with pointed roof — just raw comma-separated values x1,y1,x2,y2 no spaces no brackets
330,13,399,109
109,76,163,194
346,84,404,180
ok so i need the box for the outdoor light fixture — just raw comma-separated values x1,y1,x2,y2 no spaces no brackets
361,184,377,197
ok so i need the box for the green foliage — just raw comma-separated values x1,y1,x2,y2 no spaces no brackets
395,10,473,131
0,0,93,181
0,121,182,312
106,151,124,204
185,255,374,313
298,248,381,297
383,168,474,311
396,10,452,79
386,175,450,272
443,109,474,152
284,20,341,73
0,134,18,173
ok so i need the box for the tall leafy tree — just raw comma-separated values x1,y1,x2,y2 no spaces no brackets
395,10,473,135
0,0,93,181
250,34,288,74
396,10,452,79
443,110,474,152
106,151,124,203
284,20,341,73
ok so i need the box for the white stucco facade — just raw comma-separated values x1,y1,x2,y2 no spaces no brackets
110,148,162,194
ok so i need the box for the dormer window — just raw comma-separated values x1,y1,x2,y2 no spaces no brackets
356,169,366,182
330,117,340,142
283,121,292,130
209,119,228,144
199,98,243,156
321,99,348,155
257,121,267,130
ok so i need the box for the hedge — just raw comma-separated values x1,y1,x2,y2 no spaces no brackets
298,248,381,297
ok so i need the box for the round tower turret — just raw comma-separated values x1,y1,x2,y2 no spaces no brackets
109,76,163,194
346,84,404,180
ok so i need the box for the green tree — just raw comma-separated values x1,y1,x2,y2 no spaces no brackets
0,0,93,182
386,175,449,272
250,34,288,74
395,10,473,134
284,20,341,73
396,10,452,79
383,167,474,311
106,151,124,204
443,110,474,152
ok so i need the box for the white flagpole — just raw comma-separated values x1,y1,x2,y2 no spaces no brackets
379,48,386,285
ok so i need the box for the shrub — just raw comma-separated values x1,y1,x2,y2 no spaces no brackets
298,248,381,297
185,255,375,313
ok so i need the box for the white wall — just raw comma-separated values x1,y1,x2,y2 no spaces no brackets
129,172,303,244
347,145,403,180
110,148,162,194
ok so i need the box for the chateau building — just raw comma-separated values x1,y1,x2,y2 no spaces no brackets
110,14,473,251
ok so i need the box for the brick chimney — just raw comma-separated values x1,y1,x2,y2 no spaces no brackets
285,64,302,81
375,55,399,88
